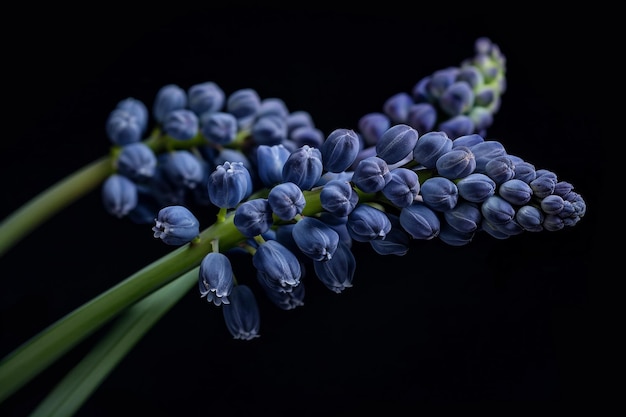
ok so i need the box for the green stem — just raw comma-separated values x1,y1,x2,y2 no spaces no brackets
0,156,114,258
27,267,199,417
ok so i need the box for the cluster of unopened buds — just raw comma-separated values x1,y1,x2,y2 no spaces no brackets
100,37,586,340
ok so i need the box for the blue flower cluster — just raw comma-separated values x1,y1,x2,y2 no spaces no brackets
99,37,585,341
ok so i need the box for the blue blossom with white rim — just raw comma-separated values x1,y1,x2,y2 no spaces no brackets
292,216,340,262
101,173,138,218
198,252,234,306
222,284,260,341
313,242,355,293
252,239,302,293
257,277,305,310
152,205,200,245
369,213,410,256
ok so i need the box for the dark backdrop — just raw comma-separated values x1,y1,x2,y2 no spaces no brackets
0,5,605,416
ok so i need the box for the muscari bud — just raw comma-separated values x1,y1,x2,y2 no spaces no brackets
438,115,474,139
407,103,437,135
499,178,533,205
208,161,252,209
369,213,410,256
153,84,187,124
289,126,325,148
456,172,496,203
116,142,157,182
106,109,143,146
188,81,225,116
199,252,234,306
321,128,360,173
222,284,260,341
163,109,199,141
358,112,390,146
313,242,355,293
443,201,482,233
292,216,340,262
234,198,273,238
162,150,204,190
347,203,392,242
253,239,302,293
267,182,306,220
383,92,414,124
102,173,138,218
282,145,323,191
320,179,358,217
376,124,419,165
481,195,515,225
413,131,453,169
252,114,288,146
382,167,420,208
152,205,200,245
435,146,476,179
515,205,544,232
399,202,440,240
226,88,261,129
420,176,459,212
116,98,148,135
439,81,475,116
201,111,238,145
351,156,391,193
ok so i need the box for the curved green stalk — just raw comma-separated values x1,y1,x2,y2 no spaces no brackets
0,156,114,258
27,267,199,417
0,186,339,404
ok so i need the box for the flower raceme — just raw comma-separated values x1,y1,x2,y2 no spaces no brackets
94,37,588,340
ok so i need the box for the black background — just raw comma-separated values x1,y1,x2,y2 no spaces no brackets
0,5,606,416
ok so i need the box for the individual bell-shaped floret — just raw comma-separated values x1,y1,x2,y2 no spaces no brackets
222,284,260,341
321,128,360,173
226,88,261,129
257,97,289,119
102,173,138,218
470,140,507,172
152,84,187,124
199,252,234,306
320,179,358,217
116,98,148,135
252,114,288,146
358,112,390,147
317,212,352,248
438,115,474,139
456,65,484,89
498,178,533,205
420,176,459,212
399,202,441,240
435,146,476,179
188,81,225,117
369,213,410,256
443,201,482,234
162,150,205,190
540,194,565,215
152,205,200,245
406,103,437,135
162,109,199,141
267,182,306,220
439,81,475,116
282,145,323,191
512,161,537,183
530,169,557,198
351,156,391,193
481,195,515,225
347,203,392,242
234,198,273,237
452,133,484,148
484,155,515,184
383,92,414,124
253,239,302,293
412,131,453,169
256,144,291,188
200,111,238,145
426,67,460,99
105,108,144,146
515,205,544,232
257,276,305,310
292,217,340,262
382,167,420,208
313,242,355,293
208,161,253,209
456,173,496,203
115,142,157,182
376,124,419,165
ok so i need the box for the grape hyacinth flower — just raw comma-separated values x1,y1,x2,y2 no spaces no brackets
292,216,340,262
222,285,260,341
199,252,234,306
152,83,187,123
152,205,200,245
101,173,138,218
